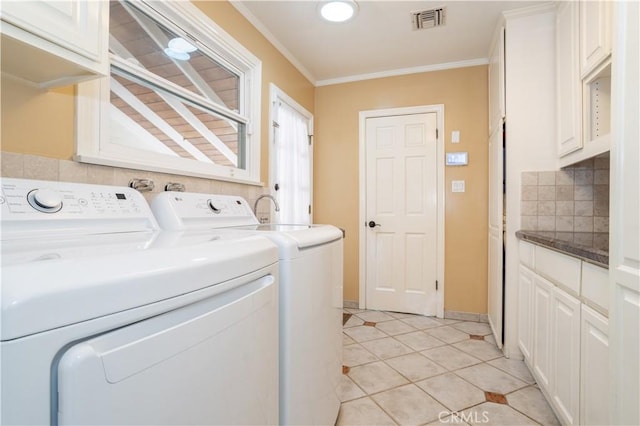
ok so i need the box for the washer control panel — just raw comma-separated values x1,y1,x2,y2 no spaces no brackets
1,178,158,238
151,192,257,231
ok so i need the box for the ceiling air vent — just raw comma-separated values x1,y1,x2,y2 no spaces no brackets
412,7,446,30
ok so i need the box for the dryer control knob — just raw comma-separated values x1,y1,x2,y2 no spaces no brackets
28,188,63,213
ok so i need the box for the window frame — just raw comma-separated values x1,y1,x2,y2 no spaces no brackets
75,0,262,184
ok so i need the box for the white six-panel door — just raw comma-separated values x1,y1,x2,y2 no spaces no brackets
364,112,438,315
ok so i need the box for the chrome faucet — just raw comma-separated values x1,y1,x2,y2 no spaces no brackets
253,194,280,215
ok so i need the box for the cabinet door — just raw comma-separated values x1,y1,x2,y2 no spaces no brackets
532,274,554,390
1,1,106,61
556,1,582,157
551,286,581,425
580,0,612,78
517,265,533,361
580,305,609,426
488,26,505,135
488,126,504,348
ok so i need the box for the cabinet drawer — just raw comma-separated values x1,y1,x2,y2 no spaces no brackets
581,262,608,315
535,246,581,295
519,240,535,269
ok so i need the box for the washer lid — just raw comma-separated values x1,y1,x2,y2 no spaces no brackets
1,232,278,341
223,224,343,259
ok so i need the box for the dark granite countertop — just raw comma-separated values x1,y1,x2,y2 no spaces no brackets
516,230,609,268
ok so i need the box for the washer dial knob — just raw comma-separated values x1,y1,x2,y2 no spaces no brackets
27,188,63,213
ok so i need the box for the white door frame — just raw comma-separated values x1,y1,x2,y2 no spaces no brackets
358,105,445,318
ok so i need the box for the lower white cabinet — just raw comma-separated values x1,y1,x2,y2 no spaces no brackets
551,287,581,425
518,240,610,425
580,305,610,426
517,265,533,361
532,274,554,390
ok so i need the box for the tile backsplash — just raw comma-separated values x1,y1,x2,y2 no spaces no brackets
521,155,609,233
0,152,273,221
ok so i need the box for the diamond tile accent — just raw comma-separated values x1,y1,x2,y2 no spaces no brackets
485,391,508,404
363,321,376,327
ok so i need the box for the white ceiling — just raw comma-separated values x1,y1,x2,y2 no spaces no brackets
232,1,544,86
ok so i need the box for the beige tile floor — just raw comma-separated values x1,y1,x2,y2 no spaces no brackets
337,309,559,426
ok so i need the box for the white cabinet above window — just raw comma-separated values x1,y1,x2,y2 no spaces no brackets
0,0,108,88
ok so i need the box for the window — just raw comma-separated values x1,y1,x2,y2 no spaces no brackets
76,1,262,183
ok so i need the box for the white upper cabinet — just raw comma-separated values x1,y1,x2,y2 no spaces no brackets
556,0,612,167
556,1,582,157
579,0,612,78
0,0,108,88
488,26,505,135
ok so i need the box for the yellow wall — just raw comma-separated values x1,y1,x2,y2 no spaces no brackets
0,1,315,185
314,66,489,314
0,82,75,158
1,2,489,314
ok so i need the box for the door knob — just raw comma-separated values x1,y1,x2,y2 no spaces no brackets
368,221,381,228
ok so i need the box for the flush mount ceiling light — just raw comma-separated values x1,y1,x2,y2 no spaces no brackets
164,37,198,61
319,0,358,23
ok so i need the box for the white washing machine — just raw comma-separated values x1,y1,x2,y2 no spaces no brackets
0,178,280,425
151,192,344,426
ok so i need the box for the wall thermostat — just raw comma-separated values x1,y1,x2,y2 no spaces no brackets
446,152,468,166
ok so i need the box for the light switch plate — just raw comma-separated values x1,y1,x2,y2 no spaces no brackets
452,131,460,143
452,180,465,193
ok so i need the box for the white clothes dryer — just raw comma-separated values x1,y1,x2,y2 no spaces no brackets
0,178,279,425
151,192,343,426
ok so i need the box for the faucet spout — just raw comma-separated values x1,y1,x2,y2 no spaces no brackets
253,194,280,216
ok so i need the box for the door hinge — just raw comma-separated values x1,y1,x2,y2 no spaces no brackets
436,128,439,139
308,135,313,145
436,280,439,290
308,205,312,214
